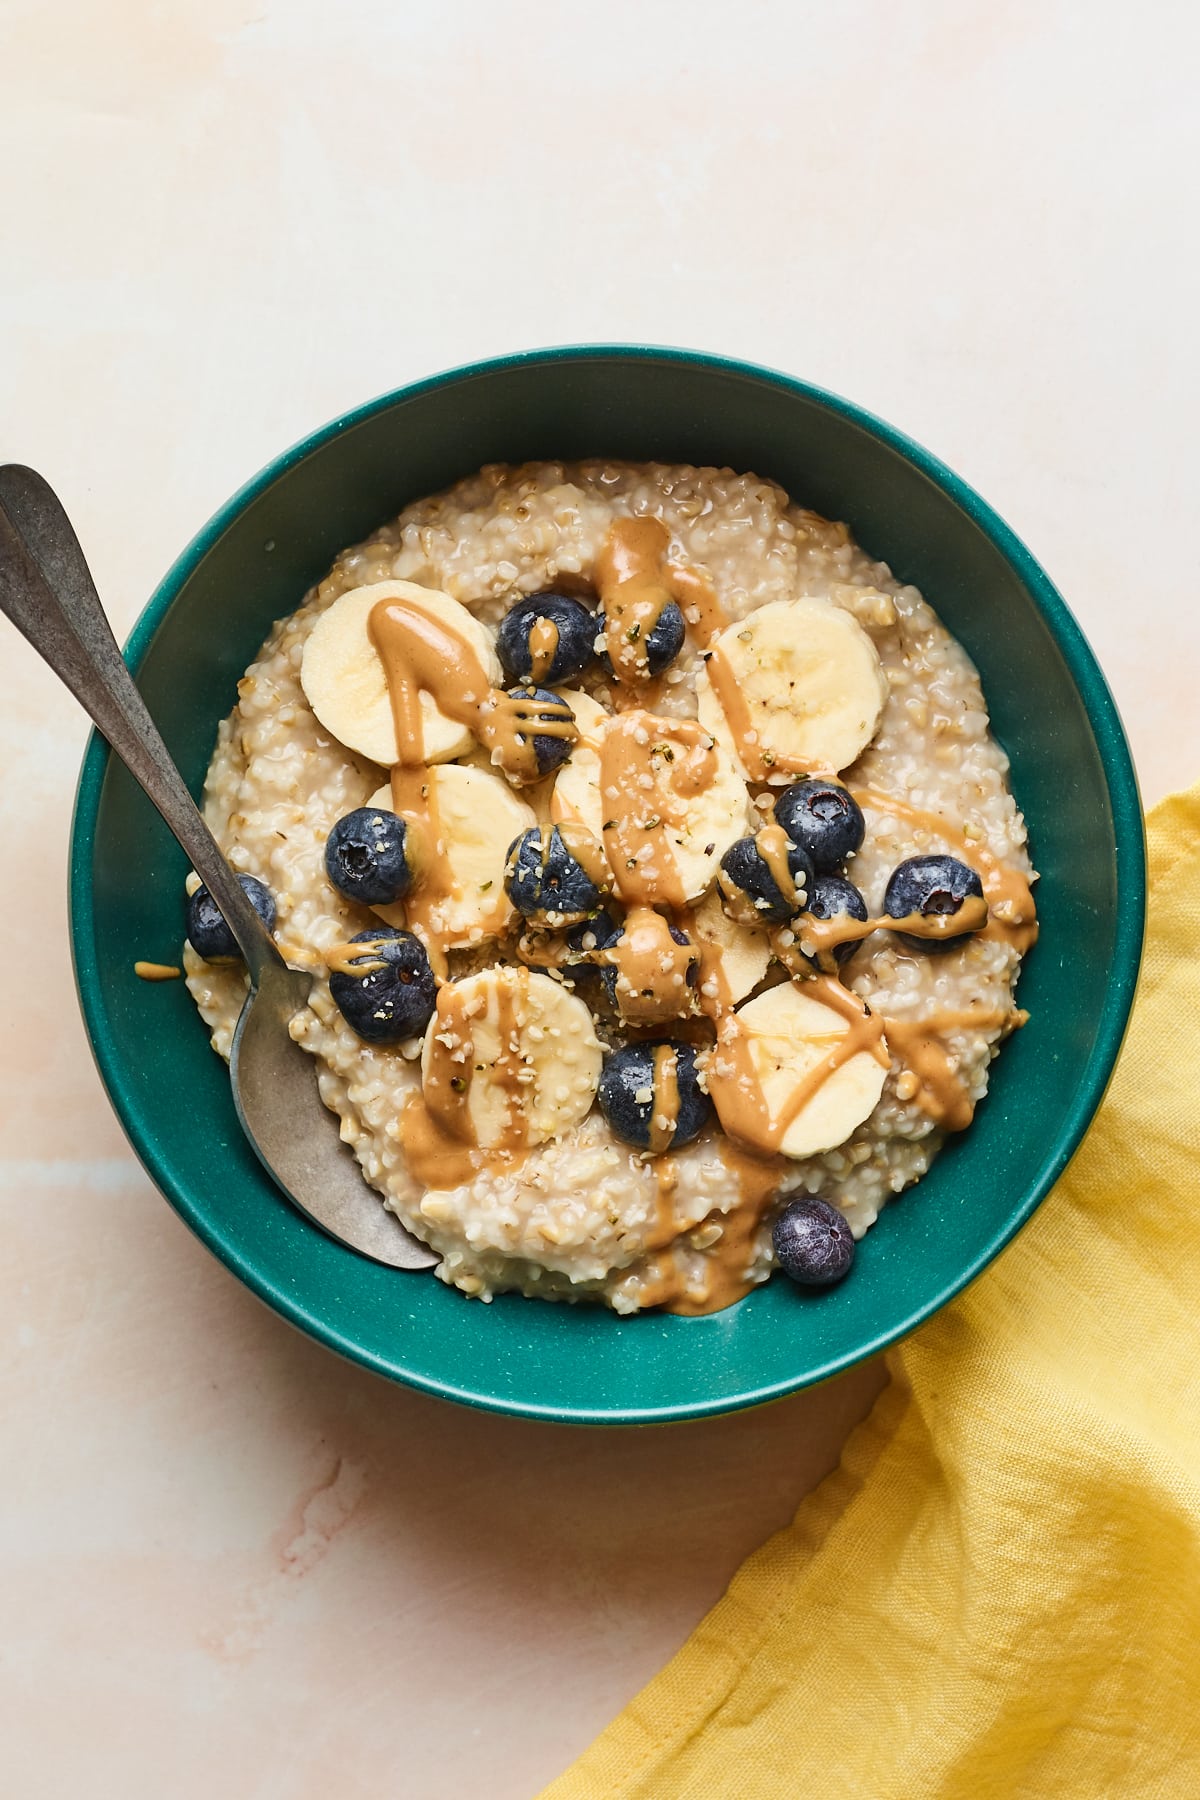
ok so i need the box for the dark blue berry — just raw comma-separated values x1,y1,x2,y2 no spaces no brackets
496,592,597,685
325,807,416,906
328,928,436,1043
804,873,869,964
186,873,276,962
503,685,577,780
883,854,985,952
717,833,814,926
773,781,865,873
772,1197,856,1288
504,825,609,924
600,920,699,1017
596,601,686,680
565,908,622,961
597,1041,712,1152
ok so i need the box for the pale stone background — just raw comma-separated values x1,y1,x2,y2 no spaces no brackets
2,3,1196,1795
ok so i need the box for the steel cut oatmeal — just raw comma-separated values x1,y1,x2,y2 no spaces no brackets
183,461,1036,1313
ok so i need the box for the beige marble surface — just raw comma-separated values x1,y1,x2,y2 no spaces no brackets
2,4,1196,1795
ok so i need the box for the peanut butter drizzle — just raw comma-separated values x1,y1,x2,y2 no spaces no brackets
881,1021,972,1131
398,973,535,1188
324,935,393,977
370,594,574,782
369,595,498,748
849,785,1038,953
593,518,728,685
527,615,559,683
398,1096,485,1191
601,905,699,1026
666,559,728,646
690,922,736,1015
546,822,611,901
422,980,477,1143
769,978,889,1143
492,972,529,1153
419,969,532,1154
881,1004,1026,1132
134,960,181,981
598,711,719,908
649,1156,681,1249
647,1044,681,1155
595,517,678,686
703,638,782,780
513,926,573,972
369,597,473,967
497,688,578,785
723,997,872,1149
388,762,451,975
755,821,804,907
637,1141,782,1315
795,893,991,970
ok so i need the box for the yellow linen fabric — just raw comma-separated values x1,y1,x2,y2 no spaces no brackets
544,785,1200,1800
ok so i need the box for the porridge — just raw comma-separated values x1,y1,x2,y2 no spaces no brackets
183,461,1037,1314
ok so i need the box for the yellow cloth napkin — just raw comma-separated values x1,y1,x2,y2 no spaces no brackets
544,785,1200,1800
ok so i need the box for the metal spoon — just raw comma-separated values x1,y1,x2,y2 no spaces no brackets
0,464,437,1271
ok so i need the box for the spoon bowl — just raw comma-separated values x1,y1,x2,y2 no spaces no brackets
0,463,436,1273
231,959,436,1268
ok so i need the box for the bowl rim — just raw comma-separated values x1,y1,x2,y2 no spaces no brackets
68,344,1146,1423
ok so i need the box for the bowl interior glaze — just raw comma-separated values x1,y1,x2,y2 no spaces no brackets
69,348,1143,1424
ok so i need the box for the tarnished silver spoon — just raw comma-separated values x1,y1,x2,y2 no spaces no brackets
0,464,437,1271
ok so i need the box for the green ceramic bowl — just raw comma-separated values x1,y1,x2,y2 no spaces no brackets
69,347,1144,1425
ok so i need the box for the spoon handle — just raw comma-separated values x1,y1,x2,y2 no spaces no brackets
0,465,283,986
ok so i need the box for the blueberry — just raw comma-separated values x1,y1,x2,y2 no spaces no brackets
496,592,597,685
565,907,622,961
328,928,436,1044
597,1041,712,1152
596,600,686,680
504,824,610,924
600,919,699,1021
325,807,416,906
503,685,578,780
717,833,815,927
772,1197,856,1288
186,873,276,962
883,854,985,952
803,873,869,964
773,781,865,873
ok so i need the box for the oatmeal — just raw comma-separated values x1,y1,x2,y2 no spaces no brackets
183,461,1036,1314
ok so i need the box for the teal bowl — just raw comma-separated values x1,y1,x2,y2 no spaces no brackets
69,347,1144,1424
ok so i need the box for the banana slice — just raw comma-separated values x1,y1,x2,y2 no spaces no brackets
555,688,609,745
421,966,602,1149
366,766,534,946
697,597,888,778
547,690,606,831
688,889,771,1006
708,980,888,1159
552,708,749,906
301,580,502,767
543,687,608,803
